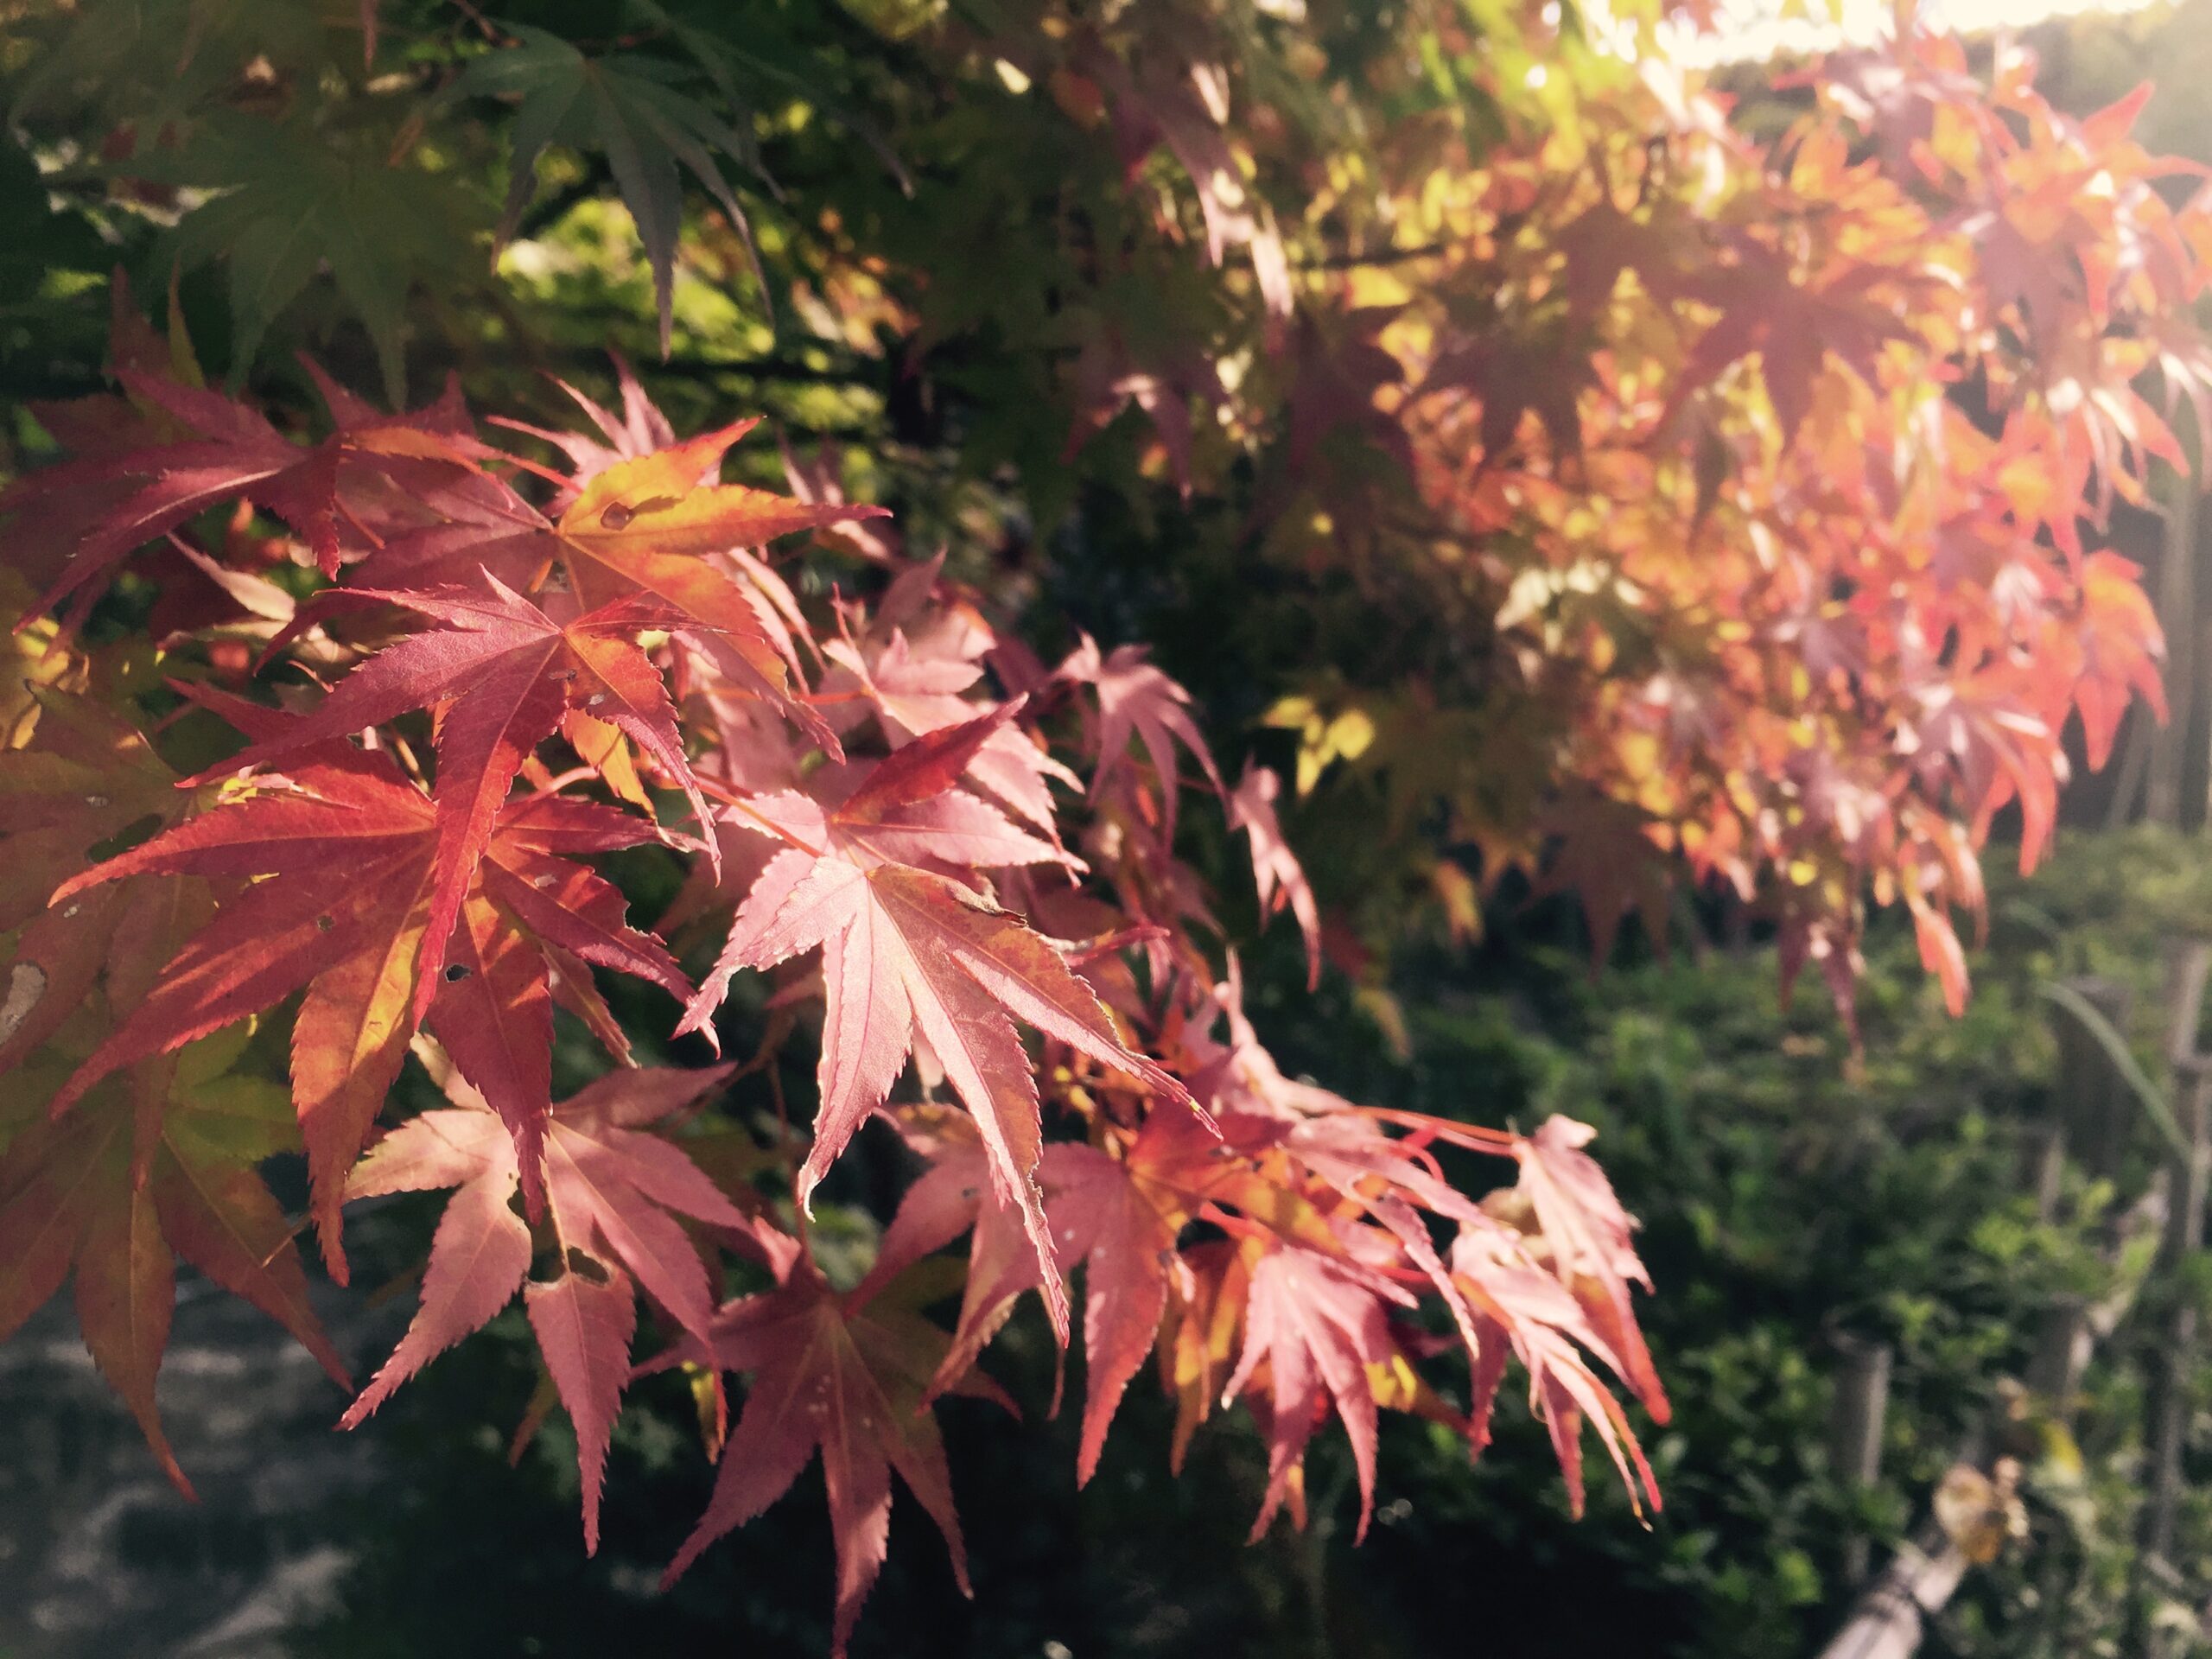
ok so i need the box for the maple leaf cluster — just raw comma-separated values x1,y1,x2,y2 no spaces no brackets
1376,34,2212,1025
953,10,2208,1028
0,329,1666,1652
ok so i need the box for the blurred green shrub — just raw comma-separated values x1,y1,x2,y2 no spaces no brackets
295,827,2212,1658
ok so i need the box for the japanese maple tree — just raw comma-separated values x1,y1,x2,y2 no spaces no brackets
0,1,2205,1653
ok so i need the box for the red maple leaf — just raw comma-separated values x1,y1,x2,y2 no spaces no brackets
356,421,886,747
679,709,1193,1337
44,729,687,1272
2053,548,2166,770
1221,1234,1440,1542
857,1128,1180,1483
194,575,714,1018
1508,1116,1671,1428
860,1101,1377,1488
339,1061,774,1550
10,365,482,622
1670,239,1923,440
491,355,676,505
658,1262,1011,1657
823,622,1079,838
1451,1216,1661,1519
1060,636,1224,838
1227,763,1322,988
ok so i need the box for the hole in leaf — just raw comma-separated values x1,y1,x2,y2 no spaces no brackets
88,812,164,863
442,963,471,982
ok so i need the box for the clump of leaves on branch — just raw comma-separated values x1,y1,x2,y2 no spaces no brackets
4,3,2206,1012
1001,10,2212,1025
0,331,1666,1651
1347,29,2212,1026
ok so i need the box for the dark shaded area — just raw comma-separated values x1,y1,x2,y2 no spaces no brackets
0,1267,394,1659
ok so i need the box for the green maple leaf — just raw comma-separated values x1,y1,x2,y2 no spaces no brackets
140,112,478,404
8,0,334,134
461,22,771,352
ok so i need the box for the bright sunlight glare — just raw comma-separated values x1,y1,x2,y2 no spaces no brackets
1672,0,2164,66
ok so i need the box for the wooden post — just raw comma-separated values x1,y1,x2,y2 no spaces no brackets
2160,942,2212,1077
2148,467,2197,829
2055,976,2134,1180
1830,1334,1894,1586
2138,1058,2212,1647
2025,1119,2068,1225
2108,709,2154,830
1817,953,2203,1659
2024,1296,2092,1408
1815,1536,1969,1659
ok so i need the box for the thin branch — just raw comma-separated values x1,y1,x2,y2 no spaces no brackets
1303,241,1452,271
514,168,612,243
645,353,882,386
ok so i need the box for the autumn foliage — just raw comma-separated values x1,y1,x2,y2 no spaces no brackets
1348,32,2212,1023
0,3,2207,1653
0,334,1671,1649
